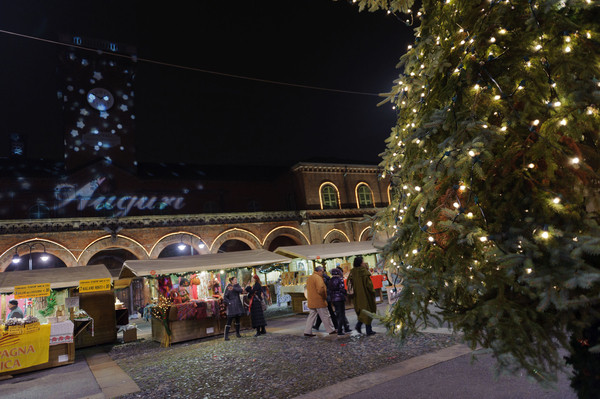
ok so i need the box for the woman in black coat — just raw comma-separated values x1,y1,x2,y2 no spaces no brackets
223,277,244,341
245,275,267,336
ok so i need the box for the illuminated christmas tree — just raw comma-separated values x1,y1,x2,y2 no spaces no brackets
355,0,600,388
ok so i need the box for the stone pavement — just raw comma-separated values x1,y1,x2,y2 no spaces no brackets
294,346,576,399
0,302,578,399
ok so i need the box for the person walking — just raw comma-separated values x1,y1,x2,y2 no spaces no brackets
313,267,338,331
348,256,377,335
329,268,351,335
223,277,244,341
304,266,336,337
246,275,267,337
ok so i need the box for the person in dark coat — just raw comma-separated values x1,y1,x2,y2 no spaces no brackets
313,268,338,331
223,277,244,341
349,256,377,335
245,275,267,336
328,268,351,335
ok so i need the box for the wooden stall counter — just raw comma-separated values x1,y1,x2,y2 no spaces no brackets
0,323,75,378
281,285,307,314
151,300,251,344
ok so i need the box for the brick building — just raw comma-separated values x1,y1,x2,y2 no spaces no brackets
0,35,391,282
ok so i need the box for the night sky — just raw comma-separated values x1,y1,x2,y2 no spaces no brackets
0,0,412,167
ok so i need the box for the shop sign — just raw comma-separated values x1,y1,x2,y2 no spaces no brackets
7,326,23,335
0,324,50,372
14,283,51,299
24,323,40,334
53,177,186,217
79,278,112,293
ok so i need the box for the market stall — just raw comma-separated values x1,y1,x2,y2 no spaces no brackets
274,241,385,313
0,264,116,376
118,249,290,346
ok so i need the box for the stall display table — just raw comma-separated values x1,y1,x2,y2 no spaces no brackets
0,322,75,377
151,299,252,344
281,285,307,314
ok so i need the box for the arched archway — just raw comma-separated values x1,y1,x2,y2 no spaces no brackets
0,239,77,272
150,232,209,259
210,228,261,253
359,227,374,241
322,229,350,244
4,252,67,272
218,239,251,253
267,236,298,252
87,248,138,272
263,226,310,251
78,235,148,265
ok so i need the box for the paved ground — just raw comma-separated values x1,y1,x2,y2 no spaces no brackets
0,302,579,399
296,347,576,399
0,352,102,399
340,350,576,399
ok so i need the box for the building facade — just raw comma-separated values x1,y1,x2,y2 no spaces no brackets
0,162,390,273
0,35,391,277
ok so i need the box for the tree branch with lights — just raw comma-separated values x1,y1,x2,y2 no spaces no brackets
352,0,600,391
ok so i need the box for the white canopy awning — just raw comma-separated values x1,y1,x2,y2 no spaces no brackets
274,241,383,261
119,249,291,279
0,264,112,294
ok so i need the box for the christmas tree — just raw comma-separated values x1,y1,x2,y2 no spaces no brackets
354,0,600,388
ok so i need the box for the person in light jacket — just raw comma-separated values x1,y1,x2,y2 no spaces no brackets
223,277,244,341
348,256,377,335
303,266,336,336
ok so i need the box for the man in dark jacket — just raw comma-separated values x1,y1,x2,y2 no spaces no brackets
329,268,351,335
223,277,244,340
313,268,338,331
349,256,377,335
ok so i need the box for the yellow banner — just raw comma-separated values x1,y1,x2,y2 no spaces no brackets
14,283,51,299
79,278,111,293
0,324,50,373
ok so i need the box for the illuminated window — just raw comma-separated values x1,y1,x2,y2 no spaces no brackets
320,184,339,209
356,184,374,208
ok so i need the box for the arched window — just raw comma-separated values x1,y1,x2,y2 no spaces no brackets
320,184,339,209
356,184,373,208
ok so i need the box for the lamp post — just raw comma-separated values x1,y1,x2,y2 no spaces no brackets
11,242,49,271
177,234,205,256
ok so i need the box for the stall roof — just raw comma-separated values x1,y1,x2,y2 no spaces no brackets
0,264,112,294
274,241,383,261
119,249,291,279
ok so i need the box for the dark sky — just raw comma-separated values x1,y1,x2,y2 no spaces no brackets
0,0,412,167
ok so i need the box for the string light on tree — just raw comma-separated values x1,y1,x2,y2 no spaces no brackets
364,0,600,391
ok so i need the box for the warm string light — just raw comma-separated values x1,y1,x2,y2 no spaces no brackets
378,0,595,283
